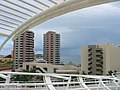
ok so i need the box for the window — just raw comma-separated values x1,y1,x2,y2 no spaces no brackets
43,68,47,71
26,65,29,70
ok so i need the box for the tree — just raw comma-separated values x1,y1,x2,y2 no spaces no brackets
82,71,87,75
108,70,113,76
108,70,117,76
12,68,43,82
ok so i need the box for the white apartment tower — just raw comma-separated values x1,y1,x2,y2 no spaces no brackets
13,31,34,68
43,31,60,64
81,44,120,75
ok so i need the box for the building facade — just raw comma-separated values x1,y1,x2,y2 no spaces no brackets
43,31,60,64
13,31,34,68
81,44,120,75
23,61,81,74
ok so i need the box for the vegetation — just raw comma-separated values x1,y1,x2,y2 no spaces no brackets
107,70,117,76
82,71,87,75
11,69,43,82
0,77,5,82
0,59,13,66
35,54,43,59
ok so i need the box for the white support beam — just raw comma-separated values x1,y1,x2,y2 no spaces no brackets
44,76,56,90
0,72,119,89
19,0,43,11
49,74,69,80
4,0,37,14
0,8,27,20
78,77,90,90
5,74,11,84
13,0,119,41
0,3,32,17
0,74,7,80
34,0,50,8
0,32,9,37
112,74,120,87
0,13,23,23
0,23,16,29
66,76,71,90
0,27,13,31
99,78,111,90
48,0,58,4
0,19,19,26
0,72,45,76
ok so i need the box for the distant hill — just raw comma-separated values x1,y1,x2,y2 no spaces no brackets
61,55,80,65
34,54,43,59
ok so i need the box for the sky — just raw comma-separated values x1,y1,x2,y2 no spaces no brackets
0,1,120,64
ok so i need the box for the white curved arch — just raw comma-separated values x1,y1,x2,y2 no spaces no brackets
0,0,119,50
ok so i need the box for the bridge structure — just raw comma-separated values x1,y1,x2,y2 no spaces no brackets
0,0,120,50
0,71,120,90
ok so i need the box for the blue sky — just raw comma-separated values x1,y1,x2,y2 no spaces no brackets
0,1,120,64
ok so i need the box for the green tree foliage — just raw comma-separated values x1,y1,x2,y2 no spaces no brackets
12,69,43,82
107,70,117,76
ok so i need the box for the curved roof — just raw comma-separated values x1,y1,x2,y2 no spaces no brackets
0,0,119,50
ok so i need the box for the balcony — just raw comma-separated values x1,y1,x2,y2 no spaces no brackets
96,55,103,59
88,53,92,57
96,64,103,68
88,71,92,75
96,52,103,55
88,67,92,70
88,57,92,61
96,60,103,64
88,48,92,52
88,62,92,66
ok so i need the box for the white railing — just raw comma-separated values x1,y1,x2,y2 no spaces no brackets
0,72,120,90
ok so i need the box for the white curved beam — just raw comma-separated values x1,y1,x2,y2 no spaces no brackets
0,32,9,37
0,13,23,23
19,0,43,11
49,0,58,4
0,19,19,26
4,0,37,14
0,8,27,20
0,23,16,29
0,0,119,50
13,0,120,39
34,0,50,8
0,74,7,80
0,27,13,32
0,3,32,17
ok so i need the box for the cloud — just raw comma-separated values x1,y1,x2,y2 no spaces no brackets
111,1,120,8
31,26,74,54
0,39,13,55
29,2,120,57
1,1,120,60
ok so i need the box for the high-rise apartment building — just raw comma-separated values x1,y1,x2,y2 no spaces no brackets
43,31,60,64
81,44,120,75
13,31,34,68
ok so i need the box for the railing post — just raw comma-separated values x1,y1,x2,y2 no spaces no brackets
44,75,56,90
6,74,11,83
99,78,110,90
5,74,11,90
66,76,71,90
112,74,119,90
78,76,90,90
